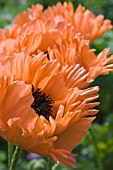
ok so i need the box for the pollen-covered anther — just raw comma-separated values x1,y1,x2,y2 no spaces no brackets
31,86,54,120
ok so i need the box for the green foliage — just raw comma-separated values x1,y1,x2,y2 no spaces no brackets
92,30,113,53
91,73,113,123
25,159,47,170
0,150,7,170
75,115,113,170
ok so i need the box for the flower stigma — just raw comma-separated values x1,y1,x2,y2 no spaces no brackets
31,86,54,120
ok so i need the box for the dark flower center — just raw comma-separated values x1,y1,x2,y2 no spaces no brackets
44,51,50,60
31,86,54,120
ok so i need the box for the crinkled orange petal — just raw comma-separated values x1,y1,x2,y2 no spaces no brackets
44,74,72,106
49,149,76,168
0,77,36,124
55,117,95,151
0,39,17,55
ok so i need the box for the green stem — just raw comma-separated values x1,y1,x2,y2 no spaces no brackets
9,146,22,170
47,158,54,170
89,128,103,170
52,162,61,170
8,142,14,169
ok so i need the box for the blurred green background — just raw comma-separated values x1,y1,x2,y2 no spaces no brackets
0,0,113,170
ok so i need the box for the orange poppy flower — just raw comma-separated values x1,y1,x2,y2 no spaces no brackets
14,23,113,83
1,23,113,85
18,24,113,81
42,2,112,43
3,2,112,44
0,51,99,167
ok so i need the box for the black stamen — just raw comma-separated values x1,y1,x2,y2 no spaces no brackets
44,51,50,60
31,86,54,120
